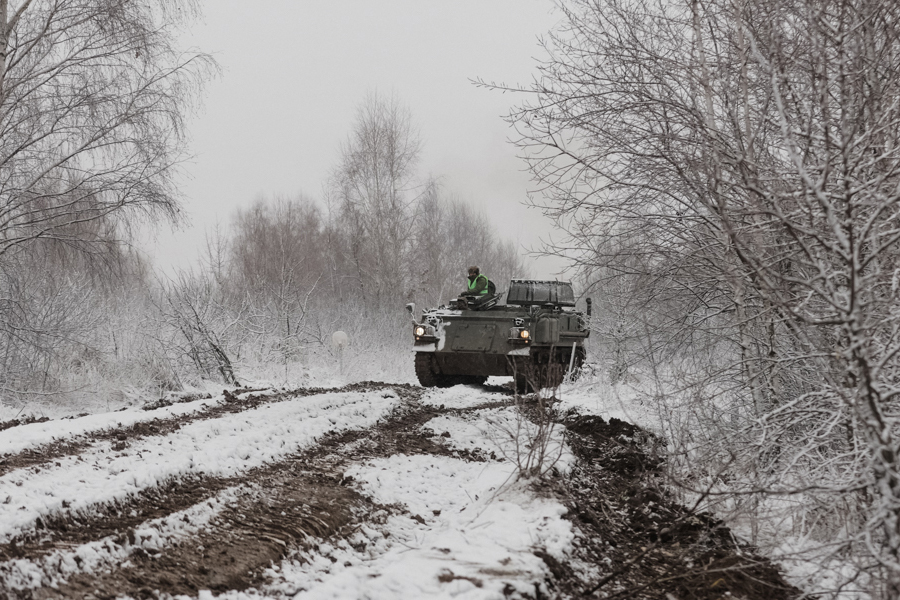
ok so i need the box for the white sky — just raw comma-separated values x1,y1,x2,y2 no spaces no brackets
143,0,572,279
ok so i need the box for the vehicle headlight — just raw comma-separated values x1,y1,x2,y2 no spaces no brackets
520,329,530,339
415,326,426,336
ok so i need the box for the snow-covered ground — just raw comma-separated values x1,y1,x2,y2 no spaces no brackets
0,375,828,599
0,390,398,541
2,486,243,592
258,457,571,599
241,385,577,599
0,389,274,456
555,379,659,434
0,382,586,598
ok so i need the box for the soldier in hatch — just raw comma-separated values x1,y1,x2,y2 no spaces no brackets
462,266,489,298
458,266,494,309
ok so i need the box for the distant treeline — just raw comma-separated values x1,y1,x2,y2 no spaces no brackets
0,86,526,402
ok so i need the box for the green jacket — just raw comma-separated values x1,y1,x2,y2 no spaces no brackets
465,274,489,296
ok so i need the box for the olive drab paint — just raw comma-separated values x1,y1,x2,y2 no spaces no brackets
410,280,591,392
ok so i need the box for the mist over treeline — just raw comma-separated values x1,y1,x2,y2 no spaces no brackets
0,0,528,407
1,88,527,403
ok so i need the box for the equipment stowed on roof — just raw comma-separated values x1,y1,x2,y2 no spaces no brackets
506,279,577,307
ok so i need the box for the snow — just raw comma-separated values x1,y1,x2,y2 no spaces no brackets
556,380,661,434
252,455,574,599
419,384,507,409
0,390,399,542
0,486,243,591
0,390,258,456
223,392,580,599
769,537,871,599
427,408,575,475
73,382,577,599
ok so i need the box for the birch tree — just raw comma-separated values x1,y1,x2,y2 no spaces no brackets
510,0,900,595
330,92,422,309
0,0,213,400
0,0,213,257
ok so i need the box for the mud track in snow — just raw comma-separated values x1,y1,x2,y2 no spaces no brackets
0,384,425,561
0,385,801,600
0,383,403,479
1,385,501,599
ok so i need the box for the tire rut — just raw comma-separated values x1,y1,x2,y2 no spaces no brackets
1,387,507,599
0,382,409,479
3,386,804,600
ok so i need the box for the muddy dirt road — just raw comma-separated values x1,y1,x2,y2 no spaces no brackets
0,382,800,599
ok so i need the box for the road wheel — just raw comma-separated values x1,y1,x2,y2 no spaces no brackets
542,363,565,389
415,352,438,387
415,353,456,387
516,361,564,393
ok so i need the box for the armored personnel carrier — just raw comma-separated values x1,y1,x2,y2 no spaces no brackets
406,279,591,392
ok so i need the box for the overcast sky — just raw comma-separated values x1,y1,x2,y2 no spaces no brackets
145,1,570,279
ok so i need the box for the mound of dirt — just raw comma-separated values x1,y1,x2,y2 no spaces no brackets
0,415,49,433
542,412,800,600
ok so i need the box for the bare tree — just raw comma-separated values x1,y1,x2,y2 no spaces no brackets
229,194,325,360
0,0,213,401
507,0,900,595
329,91,422,309
0,194,151,402
0,254,98,397
158,270,240,386
408,186,528,307
326,92,529,314
0,0,214,257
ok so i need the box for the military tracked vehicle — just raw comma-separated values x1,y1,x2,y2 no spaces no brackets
406,279,591,392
